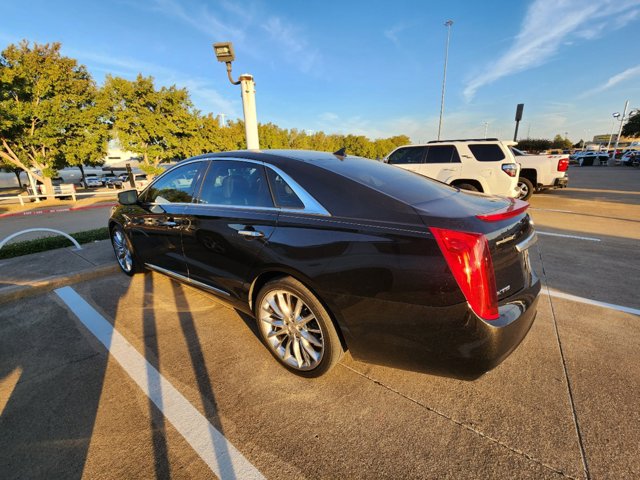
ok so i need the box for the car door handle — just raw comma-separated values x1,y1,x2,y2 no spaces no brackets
238,230,264,238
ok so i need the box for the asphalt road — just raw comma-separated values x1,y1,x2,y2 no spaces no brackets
0,166,639,479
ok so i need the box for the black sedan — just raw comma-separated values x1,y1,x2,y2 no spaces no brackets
109,150,540,378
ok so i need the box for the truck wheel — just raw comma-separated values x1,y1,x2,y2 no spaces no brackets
456,183,479,192
517,178,534,200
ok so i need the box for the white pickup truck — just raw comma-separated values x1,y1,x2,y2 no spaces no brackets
510,147,569,200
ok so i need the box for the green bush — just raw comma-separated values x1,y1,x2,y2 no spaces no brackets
0,227,110,259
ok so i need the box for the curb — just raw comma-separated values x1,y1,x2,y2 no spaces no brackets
0,263,120,305
0,202,117,219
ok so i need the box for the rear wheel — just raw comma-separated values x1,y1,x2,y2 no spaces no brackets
456,183,479,192
517,177,534,200
255,277,344,377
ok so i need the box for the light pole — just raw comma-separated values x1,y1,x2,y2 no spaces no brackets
437,20,453,141
213,42,260,150
605,113,619,154
482,121,489,139
611,100,628,165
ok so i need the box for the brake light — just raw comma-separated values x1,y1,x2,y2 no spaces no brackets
476,198,529,222
430,227,499,321
501,163,518,177
557,158,569,171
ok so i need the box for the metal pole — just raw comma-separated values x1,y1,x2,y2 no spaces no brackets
611,100,628,165
513,121,520,142
483,122,489,139
239,74,260,150
437,20,453,141
605,117,616,152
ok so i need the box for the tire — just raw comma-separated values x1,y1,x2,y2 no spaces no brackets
456,183,479,192
517,177,534,200
110,224,142,276
255,276,344,377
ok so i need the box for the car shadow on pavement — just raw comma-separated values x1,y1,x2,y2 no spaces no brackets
170,281,237,480
142,273,171,480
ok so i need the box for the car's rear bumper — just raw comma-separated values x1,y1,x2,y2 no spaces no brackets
541,175,568,189
330,277,541,379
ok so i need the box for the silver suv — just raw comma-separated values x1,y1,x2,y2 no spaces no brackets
385,138,520,197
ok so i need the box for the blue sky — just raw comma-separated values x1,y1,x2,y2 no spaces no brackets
2,0,640,144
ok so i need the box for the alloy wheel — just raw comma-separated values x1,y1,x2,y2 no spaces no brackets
112,228,133,273
258,290,324,371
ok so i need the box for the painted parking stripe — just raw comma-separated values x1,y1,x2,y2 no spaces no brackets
545,288,640,317
537,231,601,242
54,286,264,480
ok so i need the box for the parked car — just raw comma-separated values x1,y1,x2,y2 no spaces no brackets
620,150,640,166
84,176,103,188
109,150,541,378
511,147,569,200
384,138,520,197
570,151,609,166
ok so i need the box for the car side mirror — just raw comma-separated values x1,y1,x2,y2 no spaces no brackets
118,189,138,205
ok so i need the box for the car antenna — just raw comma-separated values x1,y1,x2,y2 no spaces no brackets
333,147,347,159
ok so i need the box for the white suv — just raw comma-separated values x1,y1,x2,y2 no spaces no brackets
384,139,520,197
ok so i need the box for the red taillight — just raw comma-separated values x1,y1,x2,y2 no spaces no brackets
476,198,529,222
430,227,499,321
501,163,518,177
557,158,569,171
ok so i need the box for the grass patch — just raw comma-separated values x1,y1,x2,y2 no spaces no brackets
0,227,110,259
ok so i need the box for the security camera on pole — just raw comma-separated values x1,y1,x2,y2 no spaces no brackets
213,42,260,150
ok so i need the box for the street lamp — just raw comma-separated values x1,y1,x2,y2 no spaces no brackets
437,20,453,141
213,41,260,150
605,112,619,153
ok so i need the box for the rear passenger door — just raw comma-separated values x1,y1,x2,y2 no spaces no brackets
181,159,278,305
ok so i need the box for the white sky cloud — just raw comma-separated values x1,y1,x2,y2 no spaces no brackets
580,64,640,97
464,0,640,100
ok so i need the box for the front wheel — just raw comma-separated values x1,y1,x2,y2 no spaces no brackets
110,225,141,276
255,277,344,377
517,177,534,200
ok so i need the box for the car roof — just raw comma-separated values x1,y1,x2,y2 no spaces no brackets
191,149,456,222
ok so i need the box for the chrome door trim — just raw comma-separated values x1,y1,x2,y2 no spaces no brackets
144,263,231,297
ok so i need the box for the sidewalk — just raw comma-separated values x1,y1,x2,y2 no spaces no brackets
0,239,119,304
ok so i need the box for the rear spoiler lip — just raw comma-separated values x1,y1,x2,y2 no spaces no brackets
476,198,529,222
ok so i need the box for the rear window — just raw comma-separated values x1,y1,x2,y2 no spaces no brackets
469,144,506,162
306,156,455,207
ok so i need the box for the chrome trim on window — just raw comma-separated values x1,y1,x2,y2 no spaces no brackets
515,231,538,253
144,263,230,296
194,156,331,216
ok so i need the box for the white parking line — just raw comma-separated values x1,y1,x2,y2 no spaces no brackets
537,231,601,242
545,288,640,316
54,286,264,480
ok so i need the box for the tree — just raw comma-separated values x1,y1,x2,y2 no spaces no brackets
622,111,640,137
0,41,106,199
515,138,552,153
101,75,199,178
551,134,572,149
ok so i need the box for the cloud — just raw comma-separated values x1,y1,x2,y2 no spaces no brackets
67,47,240,117
464,0,640,100
384,23,409,47
149,0,246,42
261,16,321,73
580,64,640,97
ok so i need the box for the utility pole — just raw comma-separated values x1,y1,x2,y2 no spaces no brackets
437,20,453,141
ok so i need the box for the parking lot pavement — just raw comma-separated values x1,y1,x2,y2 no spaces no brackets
0,167,638,479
